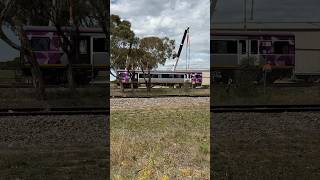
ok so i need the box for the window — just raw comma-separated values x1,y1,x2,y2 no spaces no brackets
151,74,159,78
250,40,258,54
93,38,107,52
239,40,246,54
139,74,144,78
273,41,289,54
174,74,184,78
79,39,88,54
30,37,50,51
211,40,237,54
162,74,171,78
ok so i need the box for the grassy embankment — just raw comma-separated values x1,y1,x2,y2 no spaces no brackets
212,85,320,105
0,87,108,108
111,102,210,179
0,69,108,108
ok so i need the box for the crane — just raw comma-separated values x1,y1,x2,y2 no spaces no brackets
172,27,190,71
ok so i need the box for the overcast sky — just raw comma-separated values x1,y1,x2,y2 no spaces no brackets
0,27,19,61
111,0,210,70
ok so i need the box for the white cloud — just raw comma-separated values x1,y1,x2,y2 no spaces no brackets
111,0,210,70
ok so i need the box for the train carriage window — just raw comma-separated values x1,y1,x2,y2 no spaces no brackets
239,40,246,54
211,40,237,54
93,38,107,52
251,40,258,54
274,41,289,54
79,39,88,54
162,74,173,78
139,74,144,78
151,74,159,78
30,37,50,51
174,74,184,78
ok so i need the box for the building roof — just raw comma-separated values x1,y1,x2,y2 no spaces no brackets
23,26,104,33
211,22,320,31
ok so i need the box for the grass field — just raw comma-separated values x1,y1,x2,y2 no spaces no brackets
0,70,16,82
0,87,108,108
0,146,108,179
212,86,320,105
110,99,210,179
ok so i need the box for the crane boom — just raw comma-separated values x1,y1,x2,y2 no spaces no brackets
172,27,189,71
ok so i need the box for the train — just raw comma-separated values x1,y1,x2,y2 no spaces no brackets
211,24,320,83
211,31,295,83
117,69,208,88
20,26,108,85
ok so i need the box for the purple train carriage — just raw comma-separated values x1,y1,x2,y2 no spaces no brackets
21,26,108,84
117,69,203,88
211,31,295,83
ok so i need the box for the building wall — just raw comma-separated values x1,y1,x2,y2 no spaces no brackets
294,31,320,74
202,71,210,86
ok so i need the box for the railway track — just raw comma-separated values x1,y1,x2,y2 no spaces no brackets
111,94,210,98
0,107,109,116
211,104,320,113
0,83,108,88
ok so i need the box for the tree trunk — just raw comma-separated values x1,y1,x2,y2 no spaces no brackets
115,70,124,92
67,63,75,91
18,26,46,100
147,70,151,92
30,63,46,100
130,71,135,91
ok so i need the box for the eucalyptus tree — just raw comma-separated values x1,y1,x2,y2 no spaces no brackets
138,36,175,92
0,0,46,99
110,14,135,92
32,0,106,90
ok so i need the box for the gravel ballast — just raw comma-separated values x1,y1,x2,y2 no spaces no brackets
0,115,109,179
212,112,320,179
0,115,108,147
111,97,210,110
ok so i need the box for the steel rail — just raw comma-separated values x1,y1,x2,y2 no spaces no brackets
110,94,210,98
0,107,109,116
211,104,320,113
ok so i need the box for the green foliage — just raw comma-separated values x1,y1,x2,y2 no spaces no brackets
138,36,174,70
110,14,175,92
110,14,135,71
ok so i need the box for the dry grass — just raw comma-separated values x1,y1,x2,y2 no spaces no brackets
110,103,210,179
0,87,108,108
212,86,320,105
